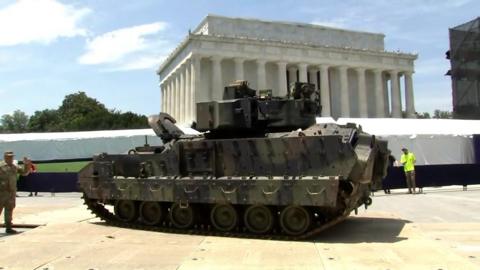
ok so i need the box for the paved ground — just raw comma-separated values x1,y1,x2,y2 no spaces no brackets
0,186,479,269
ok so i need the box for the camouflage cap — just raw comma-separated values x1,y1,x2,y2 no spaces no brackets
4,151,14,157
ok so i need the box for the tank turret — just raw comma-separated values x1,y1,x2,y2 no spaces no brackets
196,80,320,136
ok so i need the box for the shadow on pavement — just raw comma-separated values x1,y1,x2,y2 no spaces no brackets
90,216,410,243
0,230,28,238
312,216,410,243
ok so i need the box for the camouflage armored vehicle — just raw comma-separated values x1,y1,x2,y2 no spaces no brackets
79,81,389,240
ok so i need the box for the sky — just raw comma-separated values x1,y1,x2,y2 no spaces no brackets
0,0,478,117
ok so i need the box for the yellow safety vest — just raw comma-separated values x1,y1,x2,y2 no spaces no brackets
400,152,416,172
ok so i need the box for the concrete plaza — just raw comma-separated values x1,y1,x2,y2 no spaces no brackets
0,186,479,270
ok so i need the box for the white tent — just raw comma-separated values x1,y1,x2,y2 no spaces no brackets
1,119,479,164
335,118,480,136
0,129,161,161
333,118,480,165
0,126,199,161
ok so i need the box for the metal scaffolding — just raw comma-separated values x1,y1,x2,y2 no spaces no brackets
447,17,480,119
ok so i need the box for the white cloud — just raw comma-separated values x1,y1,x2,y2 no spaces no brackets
78,22,168,66
0,0,90,46
107,55,169,71
78,22,172,71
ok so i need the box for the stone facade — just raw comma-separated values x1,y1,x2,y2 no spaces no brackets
157,15,417,124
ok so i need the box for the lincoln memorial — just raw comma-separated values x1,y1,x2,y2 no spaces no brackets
157,15,417,124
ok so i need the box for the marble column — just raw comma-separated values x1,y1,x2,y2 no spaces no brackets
373,69,385,117
179,66,186,122
256,59,267,90
404,71,415,118
390,70,402,118
168,79,175,116
211,56,223,100
175,74,180,120
162,82,166,113
277,61,288,96
161,84,165,113
308,69,318,90
288,66,297,86
338,66,350,117
383,74,390,117
165,83,169,114
172,77,175,118
168,81,173,115
233,57,245,81
355,67,368,118
319,65,331,117
191,56,201,122
163,81,168,114
167,84,171,114
185,60,191,123
298,63,308,83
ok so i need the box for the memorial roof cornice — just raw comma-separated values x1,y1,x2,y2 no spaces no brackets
158,34,417,74
193,14,386,38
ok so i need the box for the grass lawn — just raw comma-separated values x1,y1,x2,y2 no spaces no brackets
35,161,89,173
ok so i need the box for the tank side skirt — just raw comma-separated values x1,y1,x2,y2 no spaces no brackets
79,176,340,207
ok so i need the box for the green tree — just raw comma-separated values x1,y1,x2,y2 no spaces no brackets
416,112,431,119
57,92,111,131
28,109,61,132
433,110,453,119
110,111,149,129
1,92,149,133
0,110,29,133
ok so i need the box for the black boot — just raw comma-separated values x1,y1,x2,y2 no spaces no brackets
5,228,18,234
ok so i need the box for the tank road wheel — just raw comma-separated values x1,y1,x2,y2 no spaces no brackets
279,205,311,236
169,203,196,229
244,205,274,234
139,202,164,226
114,200,138,222
210,203,238,232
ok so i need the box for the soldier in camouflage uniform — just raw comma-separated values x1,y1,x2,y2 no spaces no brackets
0,151,31,234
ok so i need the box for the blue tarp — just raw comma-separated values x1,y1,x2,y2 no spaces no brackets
473,134,480,164
17,173,78,193
16,164,480,193
382,164,480,189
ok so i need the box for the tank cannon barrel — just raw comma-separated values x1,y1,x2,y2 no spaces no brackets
148,113,184,143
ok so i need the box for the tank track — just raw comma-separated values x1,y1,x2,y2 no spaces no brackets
82,195,349,241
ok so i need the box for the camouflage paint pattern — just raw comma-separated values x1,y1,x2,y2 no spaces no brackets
78,81,389,237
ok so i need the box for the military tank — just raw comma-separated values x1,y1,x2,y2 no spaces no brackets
78,81,389,240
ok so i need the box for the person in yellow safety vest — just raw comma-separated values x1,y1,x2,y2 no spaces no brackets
400,148,416,194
